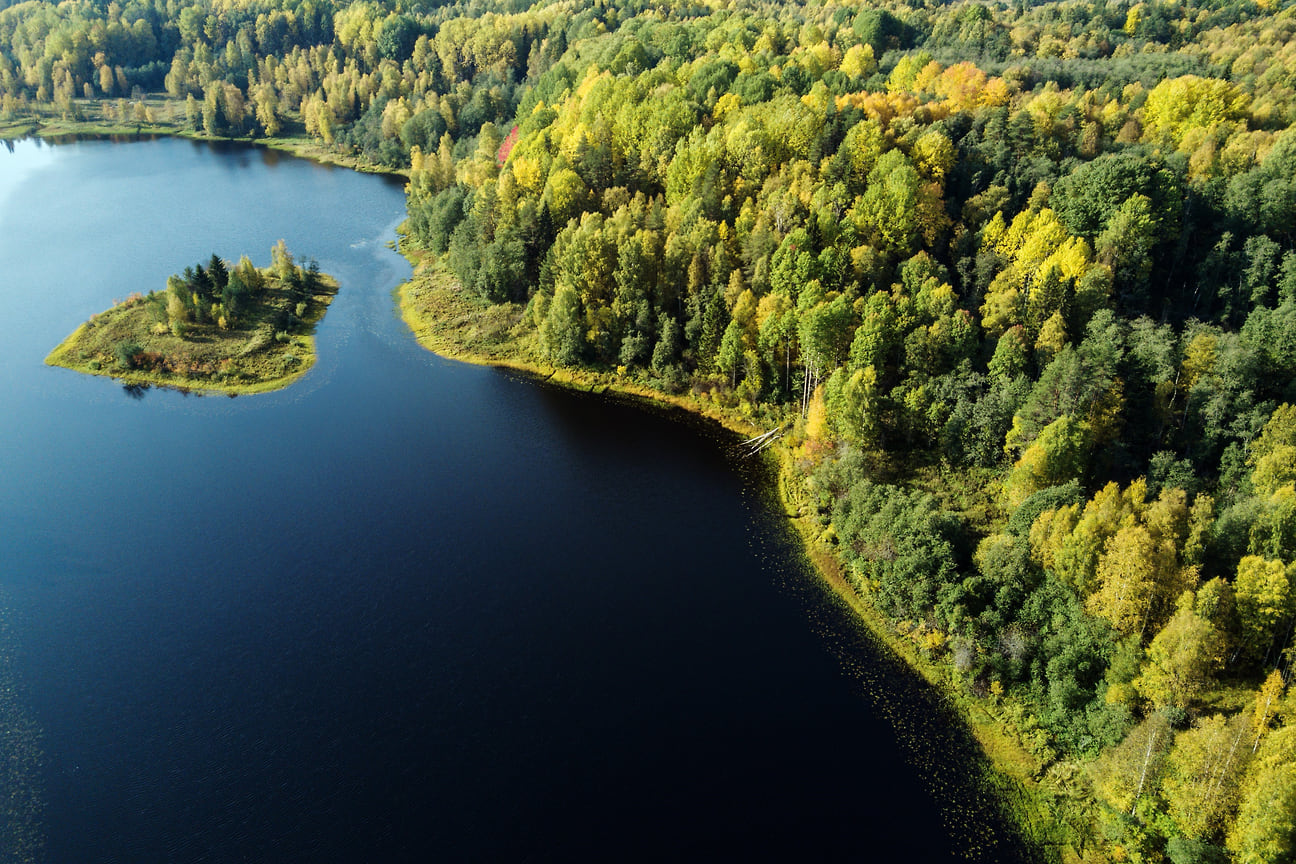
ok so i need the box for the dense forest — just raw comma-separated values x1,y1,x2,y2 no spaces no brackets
5,0,1296,860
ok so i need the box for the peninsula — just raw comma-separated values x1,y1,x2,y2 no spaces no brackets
46,242,336,395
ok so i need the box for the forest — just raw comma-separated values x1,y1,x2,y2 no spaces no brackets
4,0,1296,860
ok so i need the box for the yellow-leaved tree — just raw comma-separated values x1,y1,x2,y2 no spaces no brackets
1250,404,1296,495
1134,591,1222,710
1090,710,1174,816
1234,555,1295,664
1089,522,1159,636
1141,75,1250,150
1160,712,1251,840
1228,724,1296,864
1001,414,1089,510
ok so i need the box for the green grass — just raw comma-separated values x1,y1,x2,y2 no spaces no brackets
397,260,530,365
46,272,338,395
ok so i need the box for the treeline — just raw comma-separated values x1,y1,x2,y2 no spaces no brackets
153,241,321,336
6,0,1296,859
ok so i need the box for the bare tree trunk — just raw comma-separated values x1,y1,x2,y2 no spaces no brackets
1131,726,1160,816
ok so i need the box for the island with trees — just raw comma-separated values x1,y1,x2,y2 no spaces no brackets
9,0,1296,858
46,242,337,394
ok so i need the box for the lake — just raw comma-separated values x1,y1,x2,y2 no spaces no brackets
0,137,1032,862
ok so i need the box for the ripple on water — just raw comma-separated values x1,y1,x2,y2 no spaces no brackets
0,590,45,864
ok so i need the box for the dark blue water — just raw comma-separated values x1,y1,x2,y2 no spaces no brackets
0,138,1032,863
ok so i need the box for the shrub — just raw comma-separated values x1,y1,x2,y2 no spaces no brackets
113,341,143,369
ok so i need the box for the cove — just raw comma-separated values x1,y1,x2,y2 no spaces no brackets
0,138,1032,862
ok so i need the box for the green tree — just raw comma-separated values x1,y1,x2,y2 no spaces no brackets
1096,194,1158,304
1003,415,1089,509
717,318,744,387
539,284,584,366
797,294,853,408
850,149,922,258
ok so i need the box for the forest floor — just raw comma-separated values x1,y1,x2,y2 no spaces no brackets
46,273,338,395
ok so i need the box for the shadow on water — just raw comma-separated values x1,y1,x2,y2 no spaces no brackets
518,373,1043,864
730,450,1044,863
782,565,1045,863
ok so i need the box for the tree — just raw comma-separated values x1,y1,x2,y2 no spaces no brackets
797,295,853,412
1135,592,1221,710
166,274,191,335
825,364,882,449
208,254,229,292
1090,710,1174,815
717,318,744,387
832,481,961,624
1050,151,1181,242
539,284,583,366
652,313,682,376
202,83,222,136
1161,712,1251,840
1234,556,1294,664
1251,669,1285,752
1096,194,1158,305
1228,725,1296,864
1053,483,1127,596
1003,415,1089,509
252,81,280,137
1141,76,1249,149
1249,404,1296,495
1088,523,1159,636
541,167,589,229
850,150,922,258
270,240,295,281
988,326,1029,381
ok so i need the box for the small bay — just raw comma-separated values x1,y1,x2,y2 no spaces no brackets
0,137,1030,862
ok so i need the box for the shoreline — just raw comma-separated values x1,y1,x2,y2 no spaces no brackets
0,105,409,180
44,328,321,396
397,262,1070,861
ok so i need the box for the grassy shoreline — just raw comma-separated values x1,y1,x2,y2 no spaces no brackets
397,260,1085,861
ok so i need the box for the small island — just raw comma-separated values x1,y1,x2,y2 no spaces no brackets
46,242,338,395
